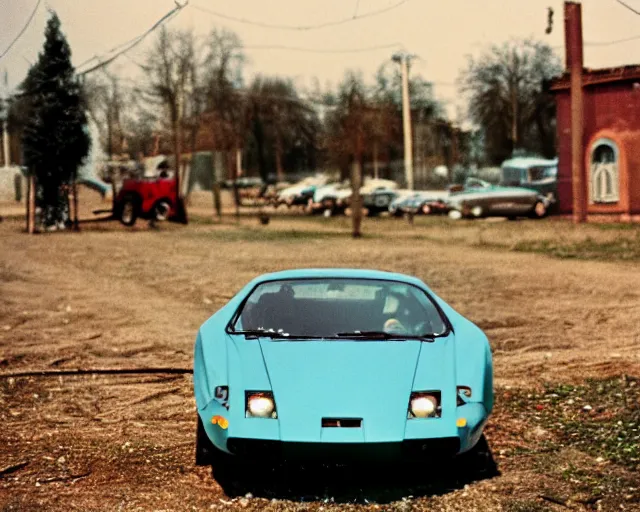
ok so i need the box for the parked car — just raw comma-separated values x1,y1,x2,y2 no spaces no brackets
114,175,177,226
311,178,399,217
361,188,398,216
389,191,448,217
389,192,422,217
308,182,352,216
193,269,493,474
500,156,558,207
446,178,551,220
276,176,327,208
404,192,450,216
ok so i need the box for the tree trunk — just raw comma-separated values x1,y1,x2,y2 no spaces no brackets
171,111,188,224
351,125,364,239
212,182,221,220
25,174,31,233
234,147,241,220
72,170,79,231
27,174,35,234
372,141,379,180
351,157,363,238
275,133,284,182
511,85,518,152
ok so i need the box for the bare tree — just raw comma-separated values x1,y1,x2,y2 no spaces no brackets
141,27,201,224
459,38,562,164
204,28,246,213
84,72,126,161
325,71,369,237
246,76,319,186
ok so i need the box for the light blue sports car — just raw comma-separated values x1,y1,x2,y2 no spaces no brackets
193,269,493,472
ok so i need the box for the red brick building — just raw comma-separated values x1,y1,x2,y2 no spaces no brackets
551,66,640,220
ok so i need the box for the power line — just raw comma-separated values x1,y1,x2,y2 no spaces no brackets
615,0,640,15
190,0,410,31
0,0,42,62
585,34,640,46
243,42,403,54
551,33,640,50
77,1,187,76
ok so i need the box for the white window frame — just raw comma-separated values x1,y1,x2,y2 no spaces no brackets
590,138,620,204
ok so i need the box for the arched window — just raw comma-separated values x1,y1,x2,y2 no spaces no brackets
590,139,619,204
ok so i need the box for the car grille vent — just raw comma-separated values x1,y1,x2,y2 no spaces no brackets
321,418,362,428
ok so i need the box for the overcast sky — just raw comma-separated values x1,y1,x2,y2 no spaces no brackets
2,0,640,120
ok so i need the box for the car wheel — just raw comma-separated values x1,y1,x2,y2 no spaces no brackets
448,209,463,220
154,200,171,222
119,197,139,227
422,204,431,215
530,201,548,219
195,415,215,466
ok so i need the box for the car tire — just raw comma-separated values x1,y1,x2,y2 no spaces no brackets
154,200,171,222
529,201,548,219
448,209,463,220
118,196,139,227
195,415,215,466
422,204,431,215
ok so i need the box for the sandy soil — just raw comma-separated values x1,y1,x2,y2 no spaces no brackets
1,190,639,511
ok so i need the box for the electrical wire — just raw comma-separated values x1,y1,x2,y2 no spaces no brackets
585,34,640,47
77,2,187,76
190,0,409,31
0,0,42,61
551,33,640,51
243,42,403,54
615,0,640,16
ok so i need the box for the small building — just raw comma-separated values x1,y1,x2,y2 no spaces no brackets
551,65,640,221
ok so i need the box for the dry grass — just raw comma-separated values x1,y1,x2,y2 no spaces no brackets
1,190,639,511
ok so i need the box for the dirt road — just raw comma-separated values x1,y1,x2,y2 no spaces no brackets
1,205,639,511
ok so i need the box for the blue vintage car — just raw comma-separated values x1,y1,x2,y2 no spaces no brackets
193,269,493,473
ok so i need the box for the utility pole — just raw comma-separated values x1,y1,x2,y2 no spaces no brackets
393,52,414,190
565,1,586,223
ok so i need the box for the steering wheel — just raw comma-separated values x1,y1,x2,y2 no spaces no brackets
383,318,409,335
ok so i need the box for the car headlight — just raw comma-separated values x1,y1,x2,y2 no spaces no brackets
408,391,441,418
246,391,277,418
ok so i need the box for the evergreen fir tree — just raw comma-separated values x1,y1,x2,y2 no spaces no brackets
21,13,90,228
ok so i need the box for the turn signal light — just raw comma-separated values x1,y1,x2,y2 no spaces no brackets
211,415,229,429
456,418,467,428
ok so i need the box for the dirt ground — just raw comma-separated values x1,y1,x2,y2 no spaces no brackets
1,190,639,511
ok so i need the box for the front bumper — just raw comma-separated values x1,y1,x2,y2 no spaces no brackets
226,437,461,463
198,401,488,461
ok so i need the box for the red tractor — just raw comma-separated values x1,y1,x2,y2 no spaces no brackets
114,175,177,227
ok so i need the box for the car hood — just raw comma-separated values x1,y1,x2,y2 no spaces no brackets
252,338,456,442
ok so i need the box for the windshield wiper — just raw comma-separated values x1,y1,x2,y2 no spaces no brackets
231,329,319,340
334,331,435,341
231,329,292,339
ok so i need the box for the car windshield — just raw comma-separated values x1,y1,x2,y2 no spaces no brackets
528,166,557,181
231,278,448,338
501,167,525,185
